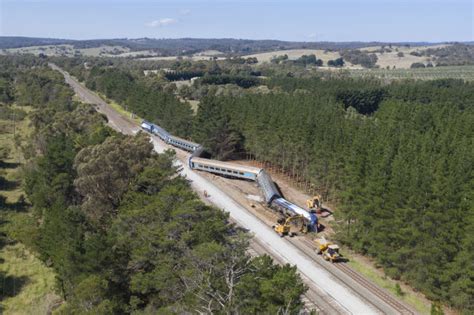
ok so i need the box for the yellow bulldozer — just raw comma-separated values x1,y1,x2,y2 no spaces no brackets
306,195,322,211
314,237,341,262
273,215,307,237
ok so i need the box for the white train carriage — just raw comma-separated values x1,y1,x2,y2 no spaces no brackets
272,197,318,231
141,120,154,133
189,157,262,181
142,119,319,231
167,135,201,152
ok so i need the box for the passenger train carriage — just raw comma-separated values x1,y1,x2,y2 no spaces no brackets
140,120,317,230
190,157,262,181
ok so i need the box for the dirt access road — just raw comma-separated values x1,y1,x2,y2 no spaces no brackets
52,64,416,315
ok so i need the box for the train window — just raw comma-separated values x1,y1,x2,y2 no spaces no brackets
233,171,238,174
239,172,244,175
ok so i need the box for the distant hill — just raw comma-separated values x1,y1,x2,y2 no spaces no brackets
2,37,472,68
0,36,446,56
0,36,74,49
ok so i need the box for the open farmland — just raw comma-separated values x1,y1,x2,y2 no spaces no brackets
243,48,352,66
375,51,429,69
361,45,449,69
345,65,474,81
0,44,132,57
240,45,462,69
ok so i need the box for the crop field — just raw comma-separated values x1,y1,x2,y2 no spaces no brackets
345,65,474,81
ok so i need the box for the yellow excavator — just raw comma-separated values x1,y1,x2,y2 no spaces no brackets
273,215,307,237
314,237,341,262
306,195,322,211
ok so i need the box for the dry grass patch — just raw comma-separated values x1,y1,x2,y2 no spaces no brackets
244,49,343,65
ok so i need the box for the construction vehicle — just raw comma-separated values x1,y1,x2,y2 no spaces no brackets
314,237,341,262
306,195,322,211
273,215,307,237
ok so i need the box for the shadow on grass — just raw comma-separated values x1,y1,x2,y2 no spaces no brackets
0,161,21,169
0,177,19,192
0,218,17,251
0,222,29,309
0,194,29,212
4,200,28,212
0,271,30,301
0,208,31,312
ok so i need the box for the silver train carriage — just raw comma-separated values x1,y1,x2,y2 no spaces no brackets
140,120,154,133
189,157,262,181
167,135,200,152
256,170,281,205
142,120,317,230
272,197,318,231
152,124,171,142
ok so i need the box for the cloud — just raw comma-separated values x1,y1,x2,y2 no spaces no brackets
179,9,191,16
147,18,178,28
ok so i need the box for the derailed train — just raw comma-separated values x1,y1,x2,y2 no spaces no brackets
141,120,318,231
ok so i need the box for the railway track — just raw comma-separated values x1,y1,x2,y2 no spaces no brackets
248,239,348,315
199,176,413,315
295,238,416,315
56,65,416,315
333,263,415,315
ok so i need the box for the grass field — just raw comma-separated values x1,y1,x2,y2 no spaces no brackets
242,44,464,70
2,42,468,71
0,44,132,57
0,243,60,315
344,250,431,314
0,105,61,314
345,65,474,81
244,49,352,67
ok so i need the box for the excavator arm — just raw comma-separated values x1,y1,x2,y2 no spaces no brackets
273,215,307,237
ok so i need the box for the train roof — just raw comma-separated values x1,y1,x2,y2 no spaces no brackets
273,197,311,220
169,135,200,148
257,170,280,202
191,157,262,175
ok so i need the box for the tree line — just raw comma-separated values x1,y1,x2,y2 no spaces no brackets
51,59,474,312
208,77,474,312
1,56,308,314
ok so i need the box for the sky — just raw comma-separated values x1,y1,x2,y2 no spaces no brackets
0,0,473,42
